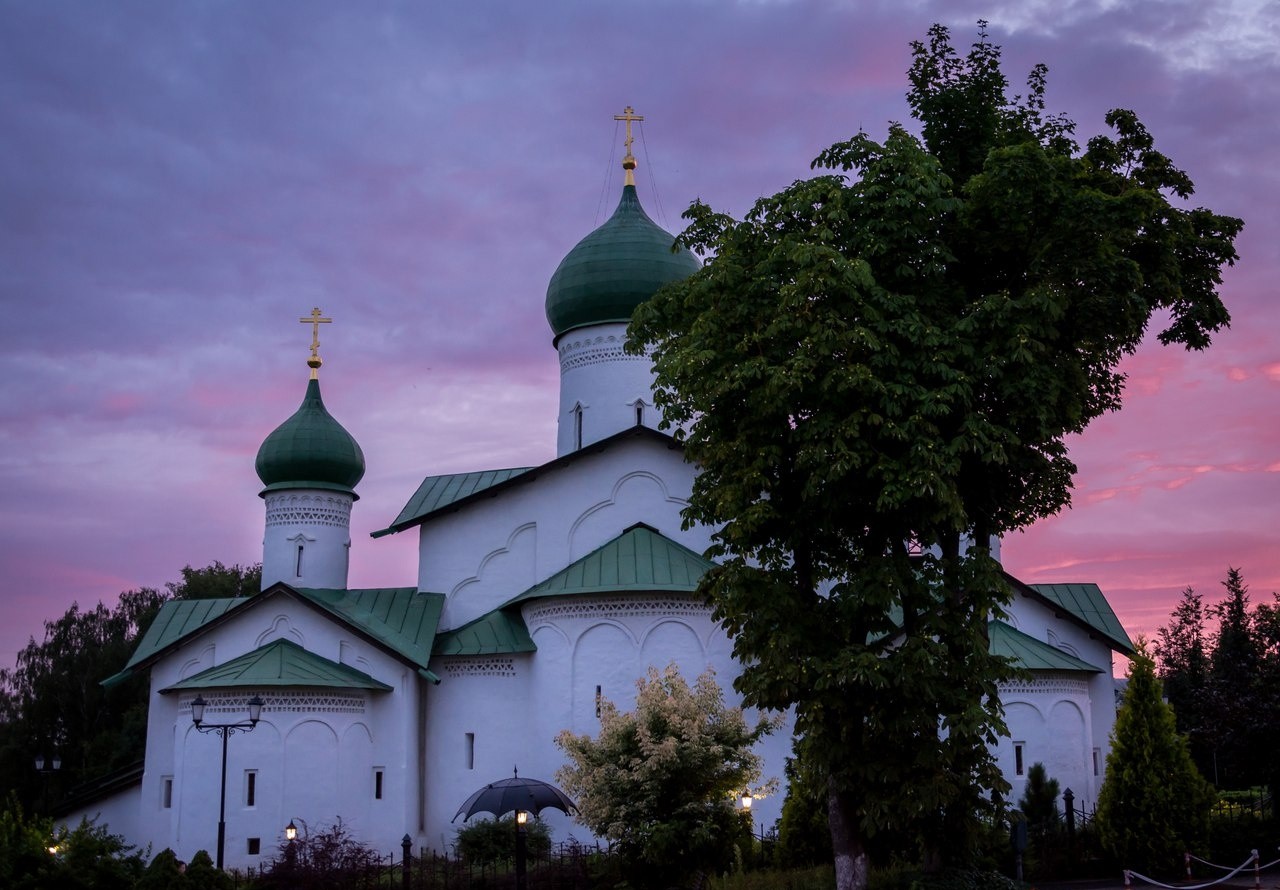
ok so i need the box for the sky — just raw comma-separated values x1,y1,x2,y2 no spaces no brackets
1,0,1277,671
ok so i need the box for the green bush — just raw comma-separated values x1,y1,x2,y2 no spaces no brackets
456,815,551,866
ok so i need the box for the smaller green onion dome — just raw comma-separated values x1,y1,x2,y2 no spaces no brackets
256,379,365,498
545,184,700,339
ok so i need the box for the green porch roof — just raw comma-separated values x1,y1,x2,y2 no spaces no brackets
105,587,445,687
1027,582,1134,654
988,621,1105,673
161,639,393,691
506,523,713,605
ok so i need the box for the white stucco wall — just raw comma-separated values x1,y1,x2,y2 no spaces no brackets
554,321,664,456
137,593,426,869
418,436,709,631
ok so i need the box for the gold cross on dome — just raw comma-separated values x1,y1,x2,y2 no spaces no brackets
299,307,332,378
613,105,644,185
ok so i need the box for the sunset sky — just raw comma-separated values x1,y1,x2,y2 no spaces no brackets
2,0,1277,670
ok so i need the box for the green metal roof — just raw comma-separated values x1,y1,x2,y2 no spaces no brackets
988,620,1105,673
432,524,712,657
293,587,444,671
1027,582,1134,654
374,426,681,538
432,609,537,657
506,523,713,605
105,587,445,687
377,467,534,537
545,184,701,339
161,639,393,691
118,597,251,674
256,378,365,497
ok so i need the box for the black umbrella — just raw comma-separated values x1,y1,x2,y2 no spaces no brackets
453,768,578,822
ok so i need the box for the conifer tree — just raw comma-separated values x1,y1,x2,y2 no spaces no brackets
1096,643,1214,875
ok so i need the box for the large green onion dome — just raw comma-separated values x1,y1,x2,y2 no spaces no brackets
256,378,365,498
545,184,700,340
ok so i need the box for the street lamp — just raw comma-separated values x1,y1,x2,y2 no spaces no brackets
191,693,264,870
35,753,61,813
514,810,529,890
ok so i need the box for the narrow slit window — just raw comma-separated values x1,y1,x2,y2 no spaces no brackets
295,544,304,577
465,733,475,770
374,769,384,800
595,685,602,719
1014,742,1025,777
162,777,173,809
1092,748,1100,776
245,770,257,807
573,404,584,450
635,402,644,425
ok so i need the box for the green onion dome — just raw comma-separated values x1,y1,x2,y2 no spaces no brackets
256,379,365,498
545,184,700,340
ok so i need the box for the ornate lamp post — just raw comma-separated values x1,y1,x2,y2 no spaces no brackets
191,693,264,869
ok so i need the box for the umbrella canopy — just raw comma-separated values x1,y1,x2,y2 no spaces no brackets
454,769,578,822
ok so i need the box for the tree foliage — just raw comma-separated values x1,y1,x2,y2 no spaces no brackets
456,814,552,866
0,562,260,812
0,794,147,890
1017,763,1060,835
1157,569,1280,790
627,21,1240,890
555,664,774,889
1096,643,1214,876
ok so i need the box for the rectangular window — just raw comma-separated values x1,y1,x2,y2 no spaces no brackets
465,732,475,770
1014,742,1025,777
296,544,304,577
245,770,257,807
595,685,603,719
1093,748,1100,776
374,769,384,800
162,777,173,809
247,838,261,856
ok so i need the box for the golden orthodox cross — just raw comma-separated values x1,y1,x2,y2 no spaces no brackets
613,105,644,185
299,307,332,378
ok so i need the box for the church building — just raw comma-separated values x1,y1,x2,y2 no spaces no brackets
71,111,1133,868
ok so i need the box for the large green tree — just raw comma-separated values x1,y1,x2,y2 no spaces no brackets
1096,644,1214,876
628,22,1241,890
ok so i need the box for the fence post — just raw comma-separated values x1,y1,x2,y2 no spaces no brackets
1253,849,1261,890
1063,787,1076,842
402,834,412,890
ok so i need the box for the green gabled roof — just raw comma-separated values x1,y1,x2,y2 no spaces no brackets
105,587,445,687
431,524,712,658
293,587,444,673
376,468,534,538
988,621,1105,673
116,597,251,676
432,609,537,657
374,426,681,538
506,523,713,605
161,639,393,691
1026,582,1134,654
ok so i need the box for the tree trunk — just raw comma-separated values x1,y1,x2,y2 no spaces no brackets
828,779,869,890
